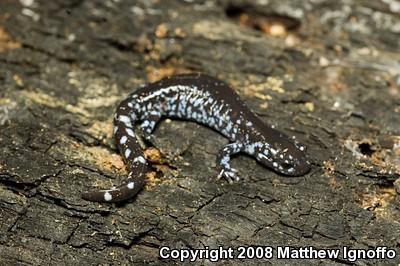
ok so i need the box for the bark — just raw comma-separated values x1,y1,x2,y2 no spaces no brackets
0,0,399,265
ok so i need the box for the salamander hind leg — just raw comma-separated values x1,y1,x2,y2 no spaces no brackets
139,112,162,141
216,142,243,183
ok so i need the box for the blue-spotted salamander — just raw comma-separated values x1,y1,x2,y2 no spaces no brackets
82,73,311,202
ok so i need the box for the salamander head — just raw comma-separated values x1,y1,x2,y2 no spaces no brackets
253,140,311,176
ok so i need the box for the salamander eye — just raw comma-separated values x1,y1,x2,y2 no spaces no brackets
281,162,293,170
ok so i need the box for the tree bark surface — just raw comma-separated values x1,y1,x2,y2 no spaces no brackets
0,0,399,265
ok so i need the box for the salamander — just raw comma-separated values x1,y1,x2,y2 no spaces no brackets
82,73,311,203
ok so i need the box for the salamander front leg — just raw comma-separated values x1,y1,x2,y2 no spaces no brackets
216,142,243,183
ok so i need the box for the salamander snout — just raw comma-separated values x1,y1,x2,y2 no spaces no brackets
256,144,311,176
274,146,311,176
278,155,311,176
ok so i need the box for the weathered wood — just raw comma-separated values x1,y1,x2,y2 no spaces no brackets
0,0,399,265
